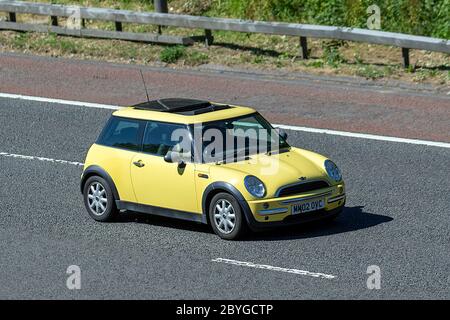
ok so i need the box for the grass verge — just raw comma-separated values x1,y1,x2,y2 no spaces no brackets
0,4,448,86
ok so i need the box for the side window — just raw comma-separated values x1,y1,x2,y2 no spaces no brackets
97,117,144,151
143,121,191,157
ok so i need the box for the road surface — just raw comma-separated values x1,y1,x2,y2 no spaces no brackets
0,53,449,299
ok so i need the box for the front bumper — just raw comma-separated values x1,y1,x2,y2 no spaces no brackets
241,183,346,231
243,205,344,231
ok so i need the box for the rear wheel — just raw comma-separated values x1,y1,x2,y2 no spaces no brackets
209,192,246,240
83,176,118,222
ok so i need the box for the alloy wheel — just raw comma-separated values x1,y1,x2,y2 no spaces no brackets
87,182,108,216
213,199,236,234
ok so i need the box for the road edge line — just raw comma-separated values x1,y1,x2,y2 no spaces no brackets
1,92,449,149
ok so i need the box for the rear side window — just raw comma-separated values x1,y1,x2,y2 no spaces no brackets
97,116,145,151
143,121,191,156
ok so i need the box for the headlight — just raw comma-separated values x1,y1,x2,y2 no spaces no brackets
244,175,266,198
324,160,342,182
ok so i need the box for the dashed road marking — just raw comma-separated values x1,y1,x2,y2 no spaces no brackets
1,92,449,149
211,258,336,279
0,152,84,167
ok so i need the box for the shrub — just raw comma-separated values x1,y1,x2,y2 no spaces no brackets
160,46,186,63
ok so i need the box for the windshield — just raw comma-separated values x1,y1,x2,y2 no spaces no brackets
192,113,290,163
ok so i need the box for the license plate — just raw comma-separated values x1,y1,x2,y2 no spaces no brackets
291,198,325,215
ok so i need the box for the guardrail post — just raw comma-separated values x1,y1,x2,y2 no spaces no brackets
51,16,58,26
115,21,122,32
205,29,213,47
8,12,16,22
154,0,168,34
401,48,410,68
299,36,308,59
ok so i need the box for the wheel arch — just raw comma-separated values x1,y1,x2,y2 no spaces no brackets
202,182,253,226
80,165,120,200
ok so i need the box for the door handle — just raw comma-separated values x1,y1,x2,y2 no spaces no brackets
133,160,145,168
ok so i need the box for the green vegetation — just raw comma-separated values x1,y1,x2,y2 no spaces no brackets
38,33,78,53
160,45,186,63
13,32,77,53
305,59,324,68
184,50,209,66
45,0,154,11
322,41,345,68
36,0,449,39
204,0,450,39
159,46,209,65
12,32,30,48
1,30,448,85
355,65,387,80
2,1,448,86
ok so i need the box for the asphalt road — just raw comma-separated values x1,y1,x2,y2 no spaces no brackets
0,97,449,299
1,53,450,142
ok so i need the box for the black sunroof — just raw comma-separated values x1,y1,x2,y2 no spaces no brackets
133,98,231,115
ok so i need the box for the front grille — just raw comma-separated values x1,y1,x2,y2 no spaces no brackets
277,180,329,197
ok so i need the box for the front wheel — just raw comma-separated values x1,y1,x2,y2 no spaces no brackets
83,176,118,222
209,192,247,240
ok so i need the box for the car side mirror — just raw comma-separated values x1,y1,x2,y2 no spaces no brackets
164,151,174,163
164,151,189,168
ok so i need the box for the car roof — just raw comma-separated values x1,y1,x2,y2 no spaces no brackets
113,98,256,124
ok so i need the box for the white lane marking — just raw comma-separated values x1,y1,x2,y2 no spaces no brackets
0,152,84,167
274,124,450,149
1,92,449,149
211,258,336,279
0,92,120,110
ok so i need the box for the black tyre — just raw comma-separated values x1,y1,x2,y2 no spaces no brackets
83,176,118,222
209,192,247,240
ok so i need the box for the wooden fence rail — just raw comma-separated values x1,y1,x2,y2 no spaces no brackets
0,1,449,67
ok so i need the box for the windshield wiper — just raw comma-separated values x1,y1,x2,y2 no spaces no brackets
266,145,291,155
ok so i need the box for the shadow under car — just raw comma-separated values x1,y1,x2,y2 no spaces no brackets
111,205,392,240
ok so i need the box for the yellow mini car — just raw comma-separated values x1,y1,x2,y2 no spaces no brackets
81,98,345,240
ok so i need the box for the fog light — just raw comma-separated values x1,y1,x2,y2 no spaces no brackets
338,186,344,194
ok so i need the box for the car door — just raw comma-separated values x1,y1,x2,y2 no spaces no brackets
94,116,146,202
130,120,199,214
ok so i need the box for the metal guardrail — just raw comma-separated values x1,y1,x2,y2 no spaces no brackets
0,1,449,67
